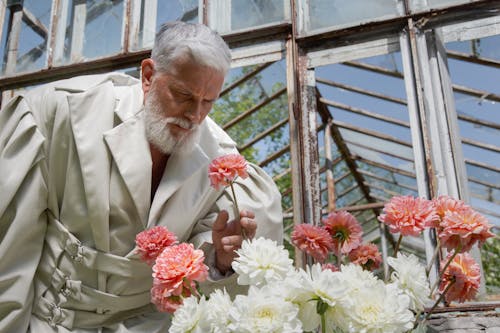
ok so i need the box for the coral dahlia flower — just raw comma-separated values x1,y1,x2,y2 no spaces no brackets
208,153,249,190
439,252,480,303
348,243,382,271
151,279,194,313
152,243,208,297
378,195,439,236
438,208,494,252
433,195,469,222
322,211,363,254
291,224,335,262
135,225,178,265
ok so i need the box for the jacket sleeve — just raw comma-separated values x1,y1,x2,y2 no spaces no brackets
0,95,48,332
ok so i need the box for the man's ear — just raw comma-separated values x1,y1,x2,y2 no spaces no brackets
141,58,155,97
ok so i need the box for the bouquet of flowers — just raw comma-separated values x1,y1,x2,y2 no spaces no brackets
136,153,495,333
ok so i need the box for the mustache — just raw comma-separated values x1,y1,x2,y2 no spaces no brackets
163,117,197,131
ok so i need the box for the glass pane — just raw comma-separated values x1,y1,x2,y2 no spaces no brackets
82,0,124,60
316,51,422,257
133,0,199,51
445,34,500,299
410,0,473,12
231,0,286,31
55,0,124,65
1,0,51,75
305,0,403,32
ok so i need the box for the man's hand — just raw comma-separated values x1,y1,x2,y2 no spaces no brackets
212,209,257,274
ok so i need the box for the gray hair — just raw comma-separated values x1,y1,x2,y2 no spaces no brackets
151,21,231,75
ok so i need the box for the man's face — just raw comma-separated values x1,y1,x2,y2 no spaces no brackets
143,56,225,154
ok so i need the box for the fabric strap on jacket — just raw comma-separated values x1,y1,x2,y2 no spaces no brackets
33,212,157,329
44,212,150,277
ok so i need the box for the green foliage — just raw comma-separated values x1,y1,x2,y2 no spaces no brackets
211,65,289,167
482,232,500,293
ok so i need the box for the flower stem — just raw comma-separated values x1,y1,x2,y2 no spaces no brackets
423,278,456,324
230,182,247,240
337,242,342,267
426,243,441,277
430,244,461,295
394,234,403,256
321,313,326,333
412,310,423,329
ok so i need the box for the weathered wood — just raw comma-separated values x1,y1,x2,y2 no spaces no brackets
324,122,336,212
427,310,500,332
142,0,157,48
69,0,86,62
5,6,23,75
22,7,47,38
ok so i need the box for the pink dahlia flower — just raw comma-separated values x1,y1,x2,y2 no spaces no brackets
208,153,249,190
439,252,480,303
152,243,208,297
322,211,363,255
291,224,335,262
438,208,494,252
348,243,382,271
378,195,439,236
135,226,178,265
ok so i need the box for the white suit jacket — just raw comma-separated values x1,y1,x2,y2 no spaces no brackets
0,73,283,332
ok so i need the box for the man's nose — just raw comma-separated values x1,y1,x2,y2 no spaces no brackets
184,102,203,123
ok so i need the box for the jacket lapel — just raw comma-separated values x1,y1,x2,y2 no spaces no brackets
147,145,210,228
68,81,115,252
103,111,152,227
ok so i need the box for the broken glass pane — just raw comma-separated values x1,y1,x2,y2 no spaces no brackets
1,0,51,75
54,0,124,65
410,0,473,12
231,0,287,31
132,0,200,50
305,0,403,32
446,32,500,298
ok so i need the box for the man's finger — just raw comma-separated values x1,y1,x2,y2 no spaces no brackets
240,210,255,219
240,217,257,238
221,235,242,249
212,210,229,232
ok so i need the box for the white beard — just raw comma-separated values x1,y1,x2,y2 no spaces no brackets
144,90,201,155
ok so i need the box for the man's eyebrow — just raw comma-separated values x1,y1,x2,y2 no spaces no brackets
169,81,191,94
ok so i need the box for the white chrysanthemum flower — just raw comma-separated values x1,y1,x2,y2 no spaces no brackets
332,282,414,333
205,289,233,333
232,237,294,287
304,263,346,307
266,268,320,332
388,253,431,311
227,285,303,333
339,263,383,295
169,296,208,333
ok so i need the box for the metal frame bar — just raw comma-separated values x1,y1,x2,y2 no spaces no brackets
320,97,410,128
222,87,286,130
316,76,407,105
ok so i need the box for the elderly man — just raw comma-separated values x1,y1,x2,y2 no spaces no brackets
0,22,282,332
